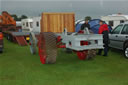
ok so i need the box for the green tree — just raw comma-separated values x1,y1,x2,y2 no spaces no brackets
11,14,28,21
85,16,92,21
20,15,27,19
11,14,19,21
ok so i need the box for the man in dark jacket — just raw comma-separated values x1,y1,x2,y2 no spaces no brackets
97,20,109,56
81,19,90,30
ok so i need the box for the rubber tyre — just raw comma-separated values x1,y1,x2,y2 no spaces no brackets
124,44,128,59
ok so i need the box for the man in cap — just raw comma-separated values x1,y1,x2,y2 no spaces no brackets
81,19,90,30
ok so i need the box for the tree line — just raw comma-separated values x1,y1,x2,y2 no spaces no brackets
11,14,28,21
11,14,91,21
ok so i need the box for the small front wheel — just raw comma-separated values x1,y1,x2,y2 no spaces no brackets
76,51,88,60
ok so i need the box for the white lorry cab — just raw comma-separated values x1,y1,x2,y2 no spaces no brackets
32,17,41,32
21,18,33,32
101,13,128,29
21,17,41,32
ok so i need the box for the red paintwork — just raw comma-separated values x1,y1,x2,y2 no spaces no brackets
78,30,84,33
56,30,89,60
77,30,89,60
76,51,88,60
37,30,90,64
56,36,66,48
56,36,61,43
29,42,31,45
57,45,66,48
15,36,28,46
38,34,46,64
39,47,46,64
81,41,88,46
0,33,3,40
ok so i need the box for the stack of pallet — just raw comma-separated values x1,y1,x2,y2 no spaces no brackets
40,12,75,33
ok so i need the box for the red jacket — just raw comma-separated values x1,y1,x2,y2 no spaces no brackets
98,24,109,34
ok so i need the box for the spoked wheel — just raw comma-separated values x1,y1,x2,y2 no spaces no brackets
76,51,88,60
38,32,57,64
29,32,37,54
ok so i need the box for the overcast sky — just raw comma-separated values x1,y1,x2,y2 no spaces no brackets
1,0,128,20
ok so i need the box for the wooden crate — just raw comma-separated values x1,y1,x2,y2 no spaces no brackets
40,12,75,33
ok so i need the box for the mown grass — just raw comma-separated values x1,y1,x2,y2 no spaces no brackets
0,38,128,85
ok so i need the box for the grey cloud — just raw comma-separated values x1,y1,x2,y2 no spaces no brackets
1,0,128,20
1,0,127,1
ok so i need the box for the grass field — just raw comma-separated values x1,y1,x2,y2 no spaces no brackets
0,38,128,85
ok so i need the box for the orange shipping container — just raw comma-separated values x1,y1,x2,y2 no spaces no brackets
40,12,75,33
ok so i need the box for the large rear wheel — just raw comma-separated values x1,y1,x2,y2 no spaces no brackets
38,32,57,64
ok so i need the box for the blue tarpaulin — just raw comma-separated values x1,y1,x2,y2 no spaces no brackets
75,19,112,34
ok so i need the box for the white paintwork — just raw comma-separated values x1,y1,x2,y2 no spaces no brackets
32,17,41,32
21,18,33,32
60,28,104,51
21,17,41,32
101,14,128,29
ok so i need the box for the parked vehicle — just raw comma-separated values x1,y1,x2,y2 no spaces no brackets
109,22,128,58
101,13,128,29
0,11,18,53
21,17,41,32
21,18,33,32
0,31,3,53
29,12,104,64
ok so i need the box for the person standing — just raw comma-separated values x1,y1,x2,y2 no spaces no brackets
97,20,110,56
81,19,90,30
